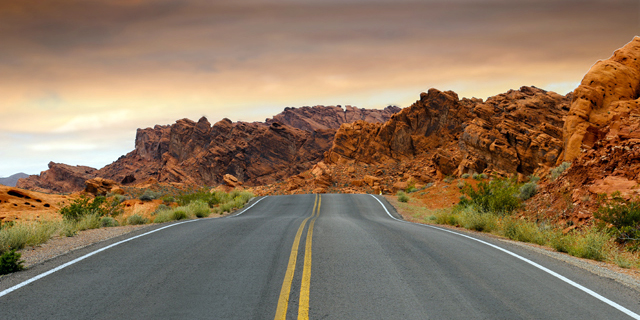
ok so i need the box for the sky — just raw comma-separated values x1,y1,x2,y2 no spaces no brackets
0,0,638,177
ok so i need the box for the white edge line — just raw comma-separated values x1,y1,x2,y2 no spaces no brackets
0,219,201,298
230,196,267,217
1,196,268,298
369,194,640,320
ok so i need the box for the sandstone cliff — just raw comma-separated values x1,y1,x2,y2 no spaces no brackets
266,105,401,132
563,36,640,161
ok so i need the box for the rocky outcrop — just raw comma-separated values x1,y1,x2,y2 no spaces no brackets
326,89,476,165
266,105,401,132
16,162,98,194
563,36,640,161
457,86,570,176
84,178,119,196
326,87,570,177
18,106,399,193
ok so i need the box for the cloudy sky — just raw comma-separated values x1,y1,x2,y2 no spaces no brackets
0,0,638,177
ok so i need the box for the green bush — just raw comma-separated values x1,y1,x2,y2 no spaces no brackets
0,221,60,252
550,162,571,180
126,214,149,225
459,207,497,232
172,209,188,220
502,218,545,245
397,191,409,203
459,179,521,214
549,230,572,253
139,190,160,201
0,249,24,275
594,196,640,245
461,173,470,179
518,181,538,200
100,217,119,228
59,196,122,221
190,200,211,218
75,214,102,231
568,228,609,261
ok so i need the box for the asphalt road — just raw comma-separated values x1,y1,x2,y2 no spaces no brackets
1,194,640,319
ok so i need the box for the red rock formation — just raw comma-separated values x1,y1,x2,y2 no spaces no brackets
266,105,401,132
326,87,570,177
16,162,98,194
19,106,399,193
563,36,640,161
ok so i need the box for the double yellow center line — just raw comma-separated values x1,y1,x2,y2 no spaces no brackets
274,194,321,320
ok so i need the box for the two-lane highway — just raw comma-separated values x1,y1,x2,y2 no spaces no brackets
1,194,639,319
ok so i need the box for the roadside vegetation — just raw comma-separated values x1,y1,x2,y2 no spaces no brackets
0,187,254,275
393,174,639,269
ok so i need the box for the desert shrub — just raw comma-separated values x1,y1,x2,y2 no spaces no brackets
518,181,538,200
139,189,160,201
111,194,127,204
126,214,149,225
172,209,188,220
100,216,119,228
190,200,211,218
549,230,572,253
594,196,640,245
152,204,170,215
59,196,122,221
568,228,609,261
162,196,175,204
459,179,520,215
461,173,470,179
397,191,409,203
480,173,488,179
75,214,102,231
472,173,480,180
443,176,454,183
0,221,60,252
550,162,571,180
459,207,497,232
457,181,464,189
502,218,545,245
0,249,24,275
152,210,174,223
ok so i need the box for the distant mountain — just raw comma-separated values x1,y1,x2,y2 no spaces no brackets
0,173,29,187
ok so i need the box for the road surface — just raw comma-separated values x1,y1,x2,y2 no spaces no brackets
1,194,639,319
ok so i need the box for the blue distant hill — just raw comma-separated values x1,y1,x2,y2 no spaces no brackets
0,173,30,187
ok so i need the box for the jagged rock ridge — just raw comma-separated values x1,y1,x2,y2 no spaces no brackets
326,86,571,177
17,105,400,193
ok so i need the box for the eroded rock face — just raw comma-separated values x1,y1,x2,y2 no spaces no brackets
266,105,401,132
16,162,98,194
18,106,399,193
326,89,475,164
563,36,640,161
326,87,570,177
458,86,570,176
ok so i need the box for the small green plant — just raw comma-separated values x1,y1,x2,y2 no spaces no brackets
139,190,160,201
459,207,497,232
568,228,609,261
518,181,538,200
0,249,24,275
594,195,640,245
549,230,572,253
126,214,149,225
100,217,119,228
502,218,545,245
172,209,188,220
472,173,480,180
190,200,211,218
550,162,571,180
461,173,470,179
443,176,454,183
397,191,409,203
59,196,122,221
458,178,520,215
